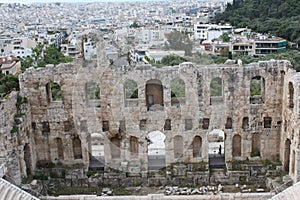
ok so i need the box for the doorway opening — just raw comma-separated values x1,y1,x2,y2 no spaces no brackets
147,131,166,170
208,129,225,169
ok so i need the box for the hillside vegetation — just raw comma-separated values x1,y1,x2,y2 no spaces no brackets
214,0,300,45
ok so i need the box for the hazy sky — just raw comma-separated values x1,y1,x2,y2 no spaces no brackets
0,0,144,3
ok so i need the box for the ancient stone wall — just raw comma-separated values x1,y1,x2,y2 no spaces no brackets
17,57,300,183
0,91,35,184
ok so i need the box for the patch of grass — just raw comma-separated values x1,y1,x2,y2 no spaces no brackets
113,187,130,195
86,170,97,178
48,185,102,196
263,159,271,166
133,180,142,187
33,174,48,180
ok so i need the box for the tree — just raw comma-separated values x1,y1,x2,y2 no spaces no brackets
213,0,300,44
0,73,19,94
130,22,139,28
21,44,73,70
166,31,193,56
161,54,187,66
220,33,230,42
42,44,72,67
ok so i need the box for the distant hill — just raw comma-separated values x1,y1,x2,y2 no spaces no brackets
213,0,300,45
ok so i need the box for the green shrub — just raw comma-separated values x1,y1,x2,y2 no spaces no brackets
250,151,260,157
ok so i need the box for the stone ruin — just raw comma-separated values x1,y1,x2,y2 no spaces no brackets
1,36,300,193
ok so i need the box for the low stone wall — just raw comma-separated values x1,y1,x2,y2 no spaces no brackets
44,192,274,200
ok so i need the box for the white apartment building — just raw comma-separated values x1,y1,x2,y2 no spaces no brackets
194,23,232,41
141,28,165,45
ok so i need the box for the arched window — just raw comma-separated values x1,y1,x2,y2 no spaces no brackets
129,136,139,157
192,136,202,158
242,117,249,129
251,133,260,157
210,77,223,105
50,82,62,101
174,135,183,159
24,144,32,176
225,117,232,129
250,76,265,104
73,137,82,159
232,134,241,157
210,77,222,97
125,79,138,107
86,81,100,100
125,79,138,99
288,82,294,109
56,138,64,160
171,78,185,106
145,79,164,111
110,137,121,159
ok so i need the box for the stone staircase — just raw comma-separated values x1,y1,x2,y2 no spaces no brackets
271,180,300,200
0,178,39,200
0,163,39,200
209,169,229,184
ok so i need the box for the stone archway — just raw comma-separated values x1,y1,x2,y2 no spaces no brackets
284,139,291,173
208,129,225,168
232,134,241,157
145,79,164,111
147,131,166,170
89,133,105,171
192,136,202,158
24,144,32,176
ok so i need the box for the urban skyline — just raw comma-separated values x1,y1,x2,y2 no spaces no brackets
0,0,152,3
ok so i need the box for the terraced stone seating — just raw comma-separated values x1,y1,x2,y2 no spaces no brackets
0,178,39,200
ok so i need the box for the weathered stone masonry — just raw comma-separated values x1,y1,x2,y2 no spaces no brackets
8,56,299,184
1,33,300,186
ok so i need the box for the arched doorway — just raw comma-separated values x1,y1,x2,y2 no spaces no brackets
110,137,121,159
284,139,291,173
24,144,32,176
232,134,241,157
56,138,64,160
192,136,202,158
73,137,83,159
174,135,183,159
130,136,139,157
147,131,166,170
208,129,225,169
89,133,105,171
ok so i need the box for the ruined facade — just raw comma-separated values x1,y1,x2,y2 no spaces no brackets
1,38,300,186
